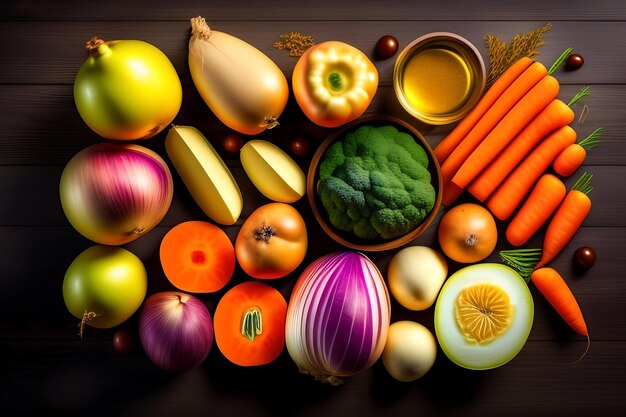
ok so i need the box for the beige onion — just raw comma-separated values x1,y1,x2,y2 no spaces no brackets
387,246,448,311
188,17,289,135
382,321,437,382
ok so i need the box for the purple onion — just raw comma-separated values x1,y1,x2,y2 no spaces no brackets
139,292,213,372
285,252,390,384
60,143,173,245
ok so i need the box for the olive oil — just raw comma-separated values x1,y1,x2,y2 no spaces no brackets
393,33,486,125
401,47,472,116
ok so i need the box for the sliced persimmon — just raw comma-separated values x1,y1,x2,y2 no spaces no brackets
160,221,235,293
214,281,287,366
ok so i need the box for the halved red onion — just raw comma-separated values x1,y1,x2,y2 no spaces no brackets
285,252,390,384
60,143,173,245
139,292,214,372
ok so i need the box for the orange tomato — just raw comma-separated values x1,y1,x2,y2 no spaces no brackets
235,203,307,279
160,221,235,292
214,281,287,366
438,203,498,263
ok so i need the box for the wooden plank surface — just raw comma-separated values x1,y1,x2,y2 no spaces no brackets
0,84,622,166
2,1,626,416
1,21,625,85
2,0,626,21
2,339,625,417
1,165,624,227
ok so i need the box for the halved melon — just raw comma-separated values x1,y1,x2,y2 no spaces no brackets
434,263,533,370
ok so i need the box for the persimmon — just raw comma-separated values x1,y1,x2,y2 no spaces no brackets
438,203,497,263
160,221,235,293
214,281,287,366
235,203,307,279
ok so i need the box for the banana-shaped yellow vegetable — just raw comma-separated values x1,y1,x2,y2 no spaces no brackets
240,140,306,203
165,126,242,225
188,16,289,135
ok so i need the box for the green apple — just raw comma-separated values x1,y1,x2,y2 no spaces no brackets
63,246,147,330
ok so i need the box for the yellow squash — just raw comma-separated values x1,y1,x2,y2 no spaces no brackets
292,41,378,128
240,140,306,203
165,126,243,225
188,17,289,135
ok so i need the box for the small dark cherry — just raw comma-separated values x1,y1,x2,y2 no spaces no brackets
222,133,244,153
574,246,596,270
566,53,584,71
113,328,135,355
375,35,399,60
289,136,311,158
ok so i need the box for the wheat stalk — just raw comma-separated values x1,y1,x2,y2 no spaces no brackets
486,22,552,88
273,32,315,57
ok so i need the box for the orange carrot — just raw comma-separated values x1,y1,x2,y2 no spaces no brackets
553,127,603,177
442,182,464,206
469,99,574,202
505,174,566,246
531,267,588,336
452,76,560,190
433,57,533,165
439,62,547,204
486,125,577,220
440,61,546,179
535,172,593,269
553,144,586,177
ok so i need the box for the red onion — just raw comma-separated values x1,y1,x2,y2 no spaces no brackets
60,143,173,245
139,292,214,372
285,252,390,384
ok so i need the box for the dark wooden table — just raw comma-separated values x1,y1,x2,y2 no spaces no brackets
2,1,625,416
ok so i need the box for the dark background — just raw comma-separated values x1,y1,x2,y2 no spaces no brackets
1,0,625,416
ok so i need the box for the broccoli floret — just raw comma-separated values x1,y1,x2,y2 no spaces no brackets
318,141,345,179
318,125,436,240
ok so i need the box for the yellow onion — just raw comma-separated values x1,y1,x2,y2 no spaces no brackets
188,17,289,135
60,143,174,245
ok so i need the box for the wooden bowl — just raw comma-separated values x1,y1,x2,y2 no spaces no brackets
307,115,443,252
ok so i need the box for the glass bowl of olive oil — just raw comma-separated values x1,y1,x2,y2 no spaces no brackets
393,32,486,125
